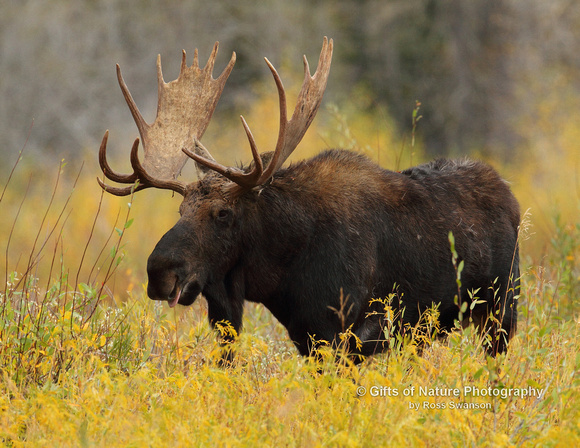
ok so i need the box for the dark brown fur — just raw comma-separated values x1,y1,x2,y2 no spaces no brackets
147,150,520,359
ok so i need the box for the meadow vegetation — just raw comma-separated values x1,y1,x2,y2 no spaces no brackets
1,95,579,446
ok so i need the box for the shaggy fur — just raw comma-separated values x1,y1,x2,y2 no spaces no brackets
147,150,520,358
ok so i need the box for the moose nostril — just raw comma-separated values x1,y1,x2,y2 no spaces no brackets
146,253,181,300
147,269,178,300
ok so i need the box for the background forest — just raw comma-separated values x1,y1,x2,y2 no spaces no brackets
2,0,580,162
1,1,579,446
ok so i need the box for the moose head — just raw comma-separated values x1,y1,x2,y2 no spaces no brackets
98,38,333,329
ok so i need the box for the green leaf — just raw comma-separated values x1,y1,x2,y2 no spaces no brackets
473,368,484,380
448,231,456,251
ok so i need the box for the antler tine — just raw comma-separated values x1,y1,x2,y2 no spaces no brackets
98,131,145,196
205,42,219,74
180,49,188,73
116,65,148,138
240,116,264,177
99,130,137,184
97,176,150,196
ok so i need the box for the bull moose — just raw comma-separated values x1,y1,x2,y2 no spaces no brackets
98,38,520,360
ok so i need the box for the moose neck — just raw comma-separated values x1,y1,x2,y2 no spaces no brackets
234,176,315,304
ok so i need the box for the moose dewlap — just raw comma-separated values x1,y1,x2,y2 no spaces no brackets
98,38,519,360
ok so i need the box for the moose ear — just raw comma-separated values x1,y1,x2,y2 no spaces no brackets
246,151,275,173
191,140,217,178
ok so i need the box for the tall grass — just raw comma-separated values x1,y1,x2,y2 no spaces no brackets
0,147,138,387
1,97,579,446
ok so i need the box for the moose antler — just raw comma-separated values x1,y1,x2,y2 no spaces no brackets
98,43,236,196
183,37,333,189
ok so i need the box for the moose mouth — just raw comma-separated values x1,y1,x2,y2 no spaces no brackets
167,280,202,308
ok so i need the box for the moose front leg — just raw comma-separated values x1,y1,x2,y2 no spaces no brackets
204,282,244,366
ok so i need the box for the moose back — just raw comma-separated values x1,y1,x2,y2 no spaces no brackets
98,38,520,359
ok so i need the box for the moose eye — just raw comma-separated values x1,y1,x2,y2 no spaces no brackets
215,207,233,224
